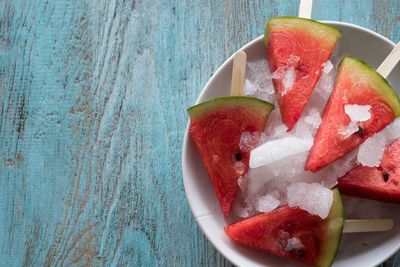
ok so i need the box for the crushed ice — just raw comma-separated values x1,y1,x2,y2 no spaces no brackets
257,194,280,213
243,58,275,103
287,183,333,219
270,56,300,96
281,66,296,95
356,117,400,167
249,136,313,169
285,237,304,252
239,131,260,153
358,132,386,167
345,104,371,122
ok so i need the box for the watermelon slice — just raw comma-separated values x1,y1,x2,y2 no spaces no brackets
306,56,400,172
264,17,342,130
225,189,344,267
337,138,400,202
188,97,274,217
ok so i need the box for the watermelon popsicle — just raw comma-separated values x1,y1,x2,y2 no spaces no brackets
337,137,400,202
187,51,275,217
306,43,400,172
225,189,393,267
334,43,400,202
263,0,341,130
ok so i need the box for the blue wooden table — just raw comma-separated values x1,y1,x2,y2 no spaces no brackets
1,0,399,266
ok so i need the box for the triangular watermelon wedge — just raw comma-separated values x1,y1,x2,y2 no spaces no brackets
337,138,400,202
264,17,342,130
306,56,400,172
188,96,274,217
225,189,344,267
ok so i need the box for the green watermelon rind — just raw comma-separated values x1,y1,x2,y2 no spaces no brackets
187,96,275,120
317,189,344,267
263,17,342,48
339,56,400,117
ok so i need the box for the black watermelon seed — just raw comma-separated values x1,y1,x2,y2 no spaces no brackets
383,172,389,182
235,152,242,161
355,126,364,137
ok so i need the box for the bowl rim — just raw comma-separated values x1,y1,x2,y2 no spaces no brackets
181,20,398,267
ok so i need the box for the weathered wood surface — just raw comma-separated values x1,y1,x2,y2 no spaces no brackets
0,0,399,266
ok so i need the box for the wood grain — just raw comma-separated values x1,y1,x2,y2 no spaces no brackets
230,51,247,96
0,0,399,266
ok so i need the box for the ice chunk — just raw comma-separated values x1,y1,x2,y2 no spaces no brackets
250,136,313,168
244,78,275,103
233,182,258,218
381,117,400,143
246,59,272,91
264,105,288,137
257,194,280,212
243,166,275,195
302,61,336,116
345,104,371,122
285,237,304,252
269,124,289,137
282,66,296,95
239,131,260,153
339,105,371,138
331,147,359,178
233,201,252,218
239,166,289,211
292,110,322,138
339,121,360,138
267,152,308,178
291,119,313,139
322,60,334,74
358,132,387,167
287,183,333,219
246,168,269,195
244,59,276,102
304,111,322,129
244,79,257,95
313,70,335,103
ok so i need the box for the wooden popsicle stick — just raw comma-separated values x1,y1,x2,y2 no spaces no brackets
230,51,247,96
342,219,394,233
298,0,313,19
376,41,400,78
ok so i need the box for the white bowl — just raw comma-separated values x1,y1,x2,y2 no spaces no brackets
182,21,400,267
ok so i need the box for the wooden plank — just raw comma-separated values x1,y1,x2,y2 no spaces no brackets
0,0,399,266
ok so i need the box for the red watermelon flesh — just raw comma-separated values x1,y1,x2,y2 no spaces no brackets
188,97,274,217
306,56,400,172
264,17,342,130
337,138,400,202
225,189,344,267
